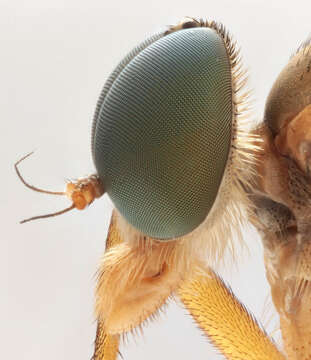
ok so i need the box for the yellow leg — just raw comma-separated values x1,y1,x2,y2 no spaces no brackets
93,321,119,360
178,267,285,360
92,212,122,360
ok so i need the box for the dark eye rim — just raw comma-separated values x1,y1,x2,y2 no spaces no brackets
182,20,199,29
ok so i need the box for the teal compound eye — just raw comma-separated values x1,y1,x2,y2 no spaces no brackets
92,24,249,240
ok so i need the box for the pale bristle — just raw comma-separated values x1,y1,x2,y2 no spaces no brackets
192,20,261,266
290,35,311,59
95,224,204,334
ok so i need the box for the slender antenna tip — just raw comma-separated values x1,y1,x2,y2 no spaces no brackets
15,151,35,167
19,204,76,224
15,151,65,196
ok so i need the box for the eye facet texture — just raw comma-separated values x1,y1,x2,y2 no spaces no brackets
92,28,233,239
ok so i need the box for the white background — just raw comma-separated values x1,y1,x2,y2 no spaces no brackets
2,0,310,359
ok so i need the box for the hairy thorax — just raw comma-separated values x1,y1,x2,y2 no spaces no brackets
251,121,311,359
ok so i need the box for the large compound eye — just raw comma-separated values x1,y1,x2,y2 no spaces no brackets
92,25,248,240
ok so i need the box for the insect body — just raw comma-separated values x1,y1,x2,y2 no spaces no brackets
15,17,311,360
250,38,311,359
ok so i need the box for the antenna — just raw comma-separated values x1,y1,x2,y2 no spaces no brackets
15,152,105,224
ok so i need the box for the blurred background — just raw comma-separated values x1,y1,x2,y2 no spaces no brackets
2,0,311,358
